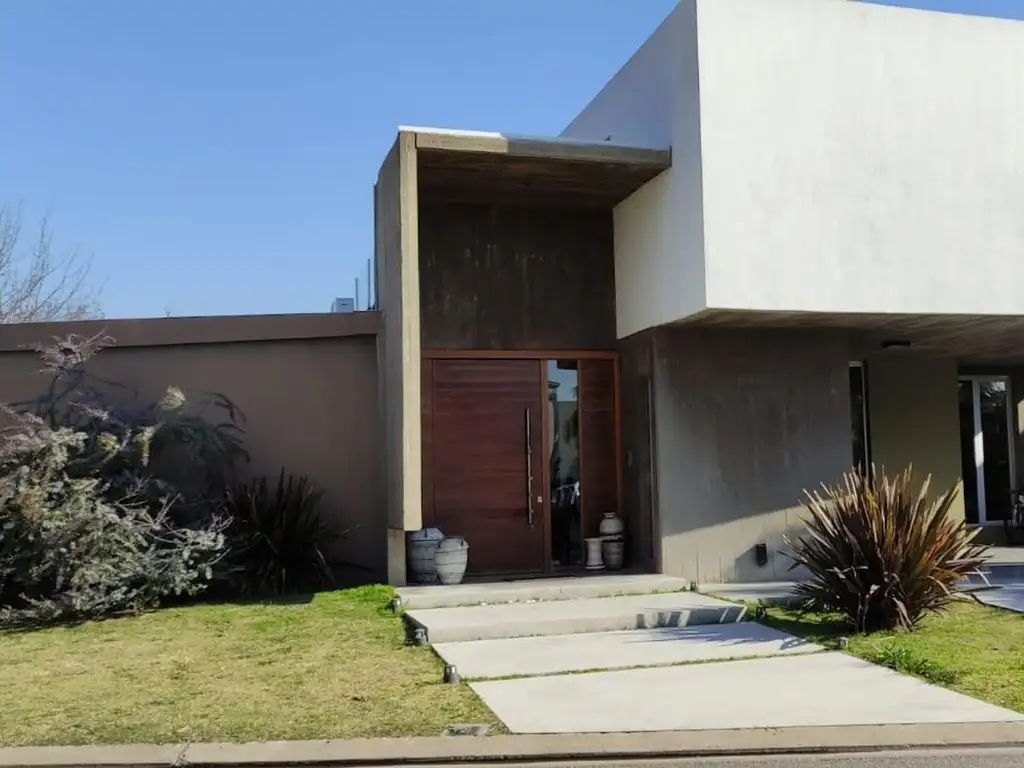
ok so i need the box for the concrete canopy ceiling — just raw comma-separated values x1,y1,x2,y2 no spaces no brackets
684,309,1024,364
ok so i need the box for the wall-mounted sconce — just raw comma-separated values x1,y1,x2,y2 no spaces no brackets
755,542,769,567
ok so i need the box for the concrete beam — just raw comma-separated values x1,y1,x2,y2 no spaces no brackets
409,126,671,168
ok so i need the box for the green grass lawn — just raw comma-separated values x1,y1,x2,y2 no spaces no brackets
762,599,1024,713
0,585,500,747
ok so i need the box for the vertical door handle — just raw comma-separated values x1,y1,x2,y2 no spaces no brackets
525,407,534,527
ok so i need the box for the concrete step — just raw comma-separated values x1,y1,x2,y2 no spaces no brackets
396,573,691,610
405,591,745,643
433,622,823,679
698,581,799,606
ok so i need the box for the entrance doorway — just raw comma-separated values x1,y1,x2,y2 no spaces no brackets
422,353,620,578
958,376,1016,524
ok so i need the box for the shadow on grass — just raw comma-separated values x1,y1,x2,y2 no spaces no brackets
760,605,962,687
758,608,851,648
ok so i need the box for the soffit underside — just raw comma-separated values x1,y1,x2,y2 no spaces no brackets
412,130,670,209
679,309,1024,364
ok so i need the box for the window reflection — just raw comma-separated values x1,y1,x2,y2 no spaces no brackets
548,360,581,567
849,363,870,475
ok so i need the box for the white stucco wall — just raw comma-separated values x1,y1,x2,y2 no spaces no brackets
561,1,706,339
564,0,1024,334
699,0,1024,315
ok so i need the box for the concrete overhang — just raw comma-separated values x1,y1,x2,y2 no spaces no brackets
404,126,671,208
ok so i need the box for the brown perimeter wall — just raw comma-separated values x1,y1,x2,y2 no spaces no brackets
0,312,385,582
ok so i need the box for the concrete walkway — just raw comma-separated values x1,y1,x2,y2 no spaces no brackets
701,549,1024,613
434,622,822,679
406,591,743,643
398,573,690,610
700,581,799,604
960,552,1024,613
976,586,1024,613
471,652,1024,734
409,570,1024,736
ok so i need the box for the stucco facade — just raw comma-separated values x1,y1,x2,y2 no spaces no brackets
564,0,1024,334
650,327,853,584
373,0,1024,586
0,313,386,581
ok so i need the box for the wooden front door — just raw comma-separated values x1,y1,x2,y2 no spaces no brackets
424,359,547,576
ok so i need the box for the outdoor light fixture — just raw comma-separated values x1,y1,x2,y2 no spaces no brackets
443,664,461,685
755,542,769,567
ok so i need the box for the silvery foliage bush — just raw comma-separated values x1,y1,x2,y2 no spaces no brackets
26,334,248,527
0,334,245,627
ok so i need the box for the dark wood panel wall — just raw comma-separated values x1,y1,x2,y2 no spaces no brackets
618,331,658,570
421,359,435,527
418,202,616,351
579,358,620,543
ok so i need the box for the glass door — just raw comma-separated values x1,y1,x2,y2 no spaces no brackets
547,360,582,568
544,356,619,571
958,376,1015,524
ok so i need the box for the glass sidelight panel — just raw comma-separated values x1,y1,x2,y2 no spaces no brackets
548,360,582,567
959,381,980,524
958,376,1015,524
980,380,1012,521
849,363,870,474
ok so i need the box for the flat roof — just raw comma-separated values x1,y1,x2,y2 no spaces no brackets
404,126,671,208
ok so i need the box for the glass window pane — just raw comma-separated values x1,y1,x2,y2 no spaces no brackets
959,380,980,524
981,380,1012,521
548,360,581,567
849,364,869,474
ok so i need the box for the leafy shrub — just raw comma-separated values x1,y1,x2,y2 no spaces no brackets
21,333,248,525
0,334,245,626
787,467,987,633
220,470,347,596
0,411,227,627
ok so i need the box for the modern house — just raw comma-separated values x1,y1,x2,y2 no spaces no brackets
374,0,1024,586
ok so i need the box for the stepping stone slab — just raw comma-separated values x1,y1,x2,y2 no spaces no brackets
406,591,743,643
471,652,1024,734
398,574,691,610
434,622,821,679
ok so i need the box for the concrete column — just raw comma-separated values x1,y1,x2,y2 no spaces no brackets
375,131,422,586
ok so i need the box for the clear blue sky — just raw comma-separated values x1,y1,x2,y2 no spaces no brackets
2,0,1021,319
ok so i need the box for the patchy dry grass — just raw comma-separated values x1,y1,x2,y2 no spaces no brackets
763,599,1024,713
0,585,500,746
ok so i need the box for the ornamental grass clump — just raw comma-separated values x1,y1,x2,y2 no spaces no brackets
787,467,988,633
220,469,348,597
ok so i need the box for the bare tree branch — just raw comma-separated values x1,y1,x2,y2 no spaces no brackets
0,203,102,323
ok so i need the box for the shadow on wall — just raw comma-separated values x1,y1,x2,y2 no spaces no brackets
651,326,854,584
661,509,813,584
0,320,386,582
